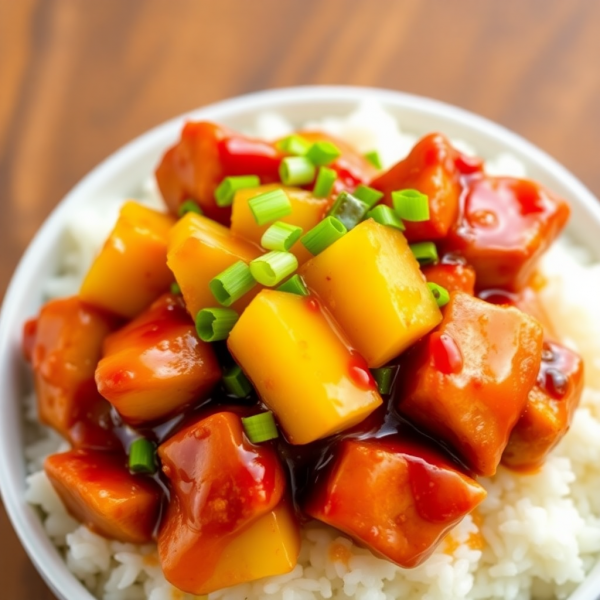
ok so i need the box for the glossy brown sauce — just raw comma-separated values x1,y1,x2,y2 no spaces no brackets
103,345,473,537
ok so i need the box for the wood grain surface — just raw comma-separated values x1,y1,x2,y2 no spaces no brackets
1,0,600,597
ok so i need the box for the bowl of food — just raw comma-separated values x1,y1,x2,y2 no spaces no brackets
1,85,600,600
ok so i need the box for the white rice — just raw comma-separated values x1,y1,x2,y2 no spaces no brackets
24,103,600,600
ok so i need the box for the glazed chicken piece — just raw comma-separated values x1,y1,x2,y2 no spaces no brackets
370,133,483,242
96,293,221,425
157,411,292,594
422,262,476,295
443,175,570,291
25,296,120,450
397,292,544,476
305,435,486,568
502,341,584,471
45,449,161,544
155,122,283,223
296,130,378,194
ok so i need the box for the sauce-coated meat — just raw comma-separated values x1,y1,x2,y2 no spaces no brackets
155,122,283,223
502,341,584,471
157,411,286,594
422,262,476,295
305,436,486,567
27,296,120,450
371,133,483,242
444,175,570,291
45,449,161,544
96,293,221,425
397,292,544,476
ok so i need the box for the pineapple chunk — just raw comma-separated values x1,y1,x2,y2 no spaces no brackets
300,219,442,367
228,290,382,445
231,184,329,263
80,202,176,318
167,212,262,317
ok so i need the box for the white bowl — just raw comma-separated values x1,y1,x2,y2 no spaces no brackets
1,86,600,600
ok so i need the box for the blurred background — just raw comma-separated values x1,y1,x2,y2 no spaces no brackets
1,0,599,596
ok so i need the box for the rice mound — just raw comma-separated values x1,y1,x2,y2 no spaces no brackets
23,103,600,600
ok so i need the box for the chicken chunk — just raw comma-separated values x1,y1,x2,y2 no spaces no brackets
27,297,119,450
502,341,584,471
96,293,221,424
45,449,161,544
443,175,570,291
397,292,544,476
305,435,486,567
157,411,287,594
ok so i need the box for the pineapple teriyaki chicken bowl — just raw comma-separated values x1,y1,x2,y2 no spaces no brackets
2,89,600,600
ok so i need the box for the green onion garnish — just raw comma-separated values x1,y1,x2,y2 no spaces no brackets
313,166,337,198
128,438,157,475
364,150,383,169
392,189,430,222
223,364,253,398
250,252,298,287
214,175,261,207
371,367,398,395
328,191,368,231
178,199,203,218
301,217,347,255
261,222,303,252
170,282,182,296
279,156,316,186
353,185,384,208
306,141,342,166
427,282,450,308
248,189,292,226
276,274,309,296
277,135,311,156
242,412,279,443
209,261,257,306
195,308,239,342
367,205,405,231
410,242,439,266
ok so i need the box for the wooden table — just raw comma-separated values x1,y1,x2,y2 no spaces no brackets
1,0,600,597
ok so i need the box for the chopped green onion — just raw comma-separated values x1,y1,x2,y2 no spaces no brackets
178,199,203,218
128,438,157,474
301,217,347,255
353,185,384,208
277,134,311,156
242,412,279,443
279,156,316,186
427,282,450,308
195,308,239,342
214,175,260,207
261,222,303,252
364,150,383,169
276,274,309,296
209,261,257,306
170,282,181,295
313,166,337,198
248,189,292,226
392,189,430,222
307,141,342,166
223,364,253,398
328,191,368,230
367,205,405,231
410,242,439,266
250,252,298,287
371,367,398,395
